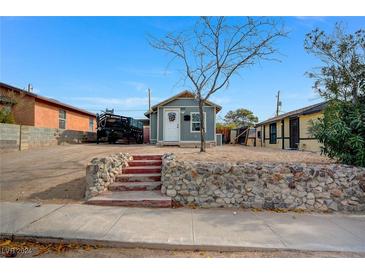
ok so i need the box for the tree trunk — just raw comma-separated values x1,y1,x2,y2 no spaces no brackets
351,81,359,105
198,98,206,152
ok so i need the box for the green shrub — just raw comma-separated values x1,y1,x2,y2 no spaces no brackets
311,98,365,167
0,108,15,124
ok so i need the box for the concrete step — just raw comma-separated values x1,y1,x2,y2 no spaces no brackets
132,155,163,160
128,160,162,167
116,173,161,182
108,181,162,191
85,191,171,207
123,166,161,174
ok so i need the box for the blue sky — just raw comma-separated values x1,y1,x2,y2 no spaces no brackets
1,16,364,121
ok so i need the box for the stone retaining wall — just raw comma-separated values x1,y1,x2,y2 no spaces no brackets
85,153,132,199
161,153,365,212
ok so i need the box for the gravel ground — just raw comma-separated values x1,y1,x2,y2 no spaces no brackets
0,143,332,203
0,240,363,258
170,145,332,163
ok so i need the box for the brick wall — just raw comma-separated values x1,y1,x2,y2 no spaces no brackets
0,87,35,126
1,86,96,131
0,123,96,152
34,100,96,131
34,100,59,128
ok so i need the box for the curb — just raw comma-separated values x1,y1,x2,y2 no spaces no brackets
1,233,361,254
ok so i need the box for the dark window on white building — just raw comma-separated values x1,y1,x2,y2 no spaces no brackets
269,123,277,144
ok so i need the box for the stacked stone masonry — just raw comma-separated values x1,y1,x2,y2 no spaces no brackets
161,153,365,212
85,153,133,199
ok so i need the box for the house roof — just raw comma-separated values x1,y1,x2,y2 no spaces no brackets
255,101,327,127
137,118,150,126
144,90,222,117
0,82,96,117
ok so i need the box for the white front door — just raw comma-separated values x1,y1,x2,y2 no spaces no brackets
164,109,180,141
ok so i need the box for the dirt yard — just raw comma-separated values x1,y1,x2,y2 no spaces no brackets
1,240,363,258
0,144,332,203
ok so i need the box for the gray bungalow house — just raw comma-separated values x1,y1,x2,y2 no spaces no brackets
145,91,222,147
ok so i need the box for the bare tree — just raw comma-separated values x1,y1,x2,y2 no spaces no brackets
150,17,287,152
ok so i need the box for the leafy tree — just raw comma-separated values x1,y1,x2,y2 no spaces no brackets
216,122,236,131
305,24,365,104
150,17,286,152
0,89,17,124
224,108,258,127
0,108,15,124
305,24,365,166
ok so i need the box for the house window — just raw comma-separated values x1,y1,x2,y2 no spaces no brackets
269,123,277,144
59,109,66,129
89,117,94,131
191,112,206,132
257,130,261,139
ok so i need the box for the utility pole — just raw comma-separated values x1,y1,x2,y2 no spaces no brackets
147,88,151,145
27,83,33,93
275,90,281,116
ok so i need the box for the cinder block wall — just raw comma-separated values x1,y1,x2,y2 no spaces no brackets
0,123,96,152
0,123,21,152
21,125,58,150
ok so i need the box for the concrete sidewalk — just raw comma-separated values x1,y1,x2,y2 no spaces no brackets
1,201,365,253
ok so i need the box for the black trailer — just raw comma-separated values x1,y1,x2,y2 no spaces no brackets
96,111,143,144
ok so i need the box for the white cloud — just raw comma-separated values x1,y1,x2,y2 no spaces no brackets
283,90,319,100
209,96,232,105
122,81,147,91
118,67,172,77
295,16,327,22
69,96,161,108
295,16,330,28
146,17,195,32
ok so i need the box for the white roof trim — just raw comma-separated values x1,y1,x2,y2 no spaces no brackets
144,90,222,116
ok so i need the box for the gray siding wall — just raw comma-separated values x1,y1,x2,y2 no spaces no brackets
150,112,157,143
180,106,215,141
163,98,199,107
156,103,216,142
158,107,163,141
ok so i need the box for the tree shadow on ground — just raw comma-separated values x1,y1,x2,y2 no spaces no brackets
28,177,86,202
